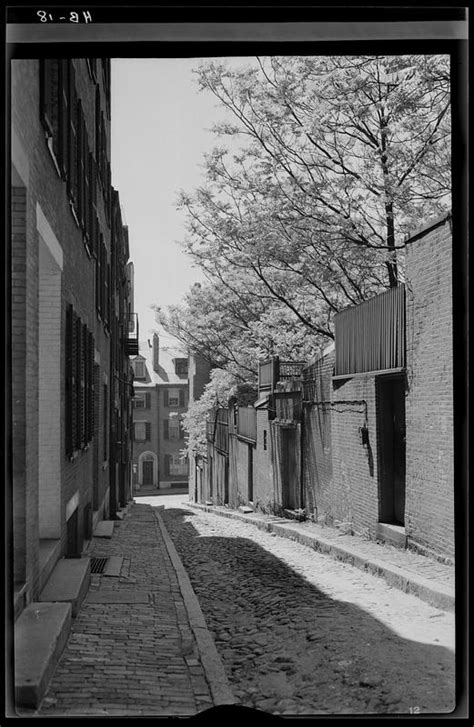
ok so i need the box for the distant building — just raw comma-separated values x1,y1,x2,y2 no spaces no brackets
131,334,189,491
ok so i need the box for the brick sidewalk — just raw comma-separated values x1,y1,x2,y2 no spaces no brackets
32,502,235,717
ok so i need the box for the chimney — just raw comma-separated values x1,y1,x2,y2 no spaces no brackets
152,333,160,372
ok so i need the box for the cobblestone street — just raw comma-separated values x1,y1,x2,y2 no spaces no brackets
161,498,455,717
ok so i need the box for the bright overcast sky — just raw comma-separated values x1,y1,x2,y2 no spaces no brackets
110,56,255,344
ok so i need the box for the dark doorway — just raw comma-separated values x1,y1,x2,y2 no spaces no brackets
224,459,229,504
248,444,253,502
66,509,80,557
280,427,299,510
143,460,154,486
377,375,406,525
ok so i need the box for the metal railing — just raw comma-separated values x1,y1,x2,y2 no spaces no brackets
123,312,139,356
258,356,305,394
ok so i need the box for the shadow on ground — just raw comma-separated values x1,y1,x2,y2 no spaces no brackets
159,506,456,717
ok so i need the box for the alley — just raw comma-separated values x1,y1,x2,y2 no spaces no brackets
159,496,455,717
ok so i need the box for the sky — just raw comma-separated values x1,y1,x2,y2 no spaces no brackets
110,57,253,347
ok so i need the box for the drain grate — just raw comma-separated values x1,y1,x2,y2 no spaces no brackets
90,557,109,574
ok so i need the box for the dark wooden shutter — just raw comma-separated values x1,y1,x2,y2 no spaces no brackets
39,60,59,143
87,58,97,82
65,305,75,457
76,101,87,232
84,148,91,249
145,422,151,441
96,234,102,316
164,390,169,407
179,418,184,440
89,153,97,257
179,389,185,408
164,420,169,440
95,85,101,170
86,330,95,443
164,454,170,476
58,60,69,179
145,393,151,409
105,260,110,327
67,65,78,210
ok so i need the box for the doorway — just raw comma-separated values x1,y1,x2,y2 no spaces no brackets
143,460,153,485
377,375,406,526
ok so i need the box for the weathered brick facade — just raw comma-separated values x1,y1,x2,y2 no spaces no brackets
10,59,135,613
404,216,454,557
131,338,188,490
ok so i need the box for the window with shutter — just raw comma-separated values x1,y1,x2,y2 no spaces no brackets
103,383,108,460
67,66,78,214
84,147,92,251
179,389,185,408
87,331,95,442
58,60,69,180
65,305,75,457
76,101,87,232
95,85,101,170
75,320,85,449
87,58,97,82
163,420,169,440
96,233,102,316
134,422,147,442
39,59,60,159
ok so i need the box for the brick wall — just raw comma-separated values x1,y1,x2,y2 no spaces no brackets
158,384,188,486
404,216,454,557
11,185,29,585
330,377,379,536
11,59,114,603
132,386,159,486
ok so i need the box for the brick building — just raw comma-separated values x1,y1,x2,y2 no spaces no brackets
201,214,455,561
9,57,137,654
302,213,454,559
131,334,188,491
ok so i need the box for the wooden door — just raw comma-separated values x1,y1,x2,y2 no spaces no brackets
377,376,406,525
143,460,154,485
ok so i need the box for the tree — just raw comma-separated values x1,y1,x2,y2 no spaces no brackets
181,368,257,458
159,54,450,376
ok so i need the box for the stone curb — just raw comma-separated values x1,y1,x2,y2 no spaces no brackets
186,503,455,613
153,508,237,707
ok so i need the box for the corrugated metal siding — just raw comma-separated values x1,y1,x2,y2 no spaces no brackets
334,284,405,376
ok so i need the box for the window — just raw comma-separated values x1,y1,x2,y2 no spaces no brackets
164,388,185,408
134,421,151,442
169,453,188,476
175,358,188,376
133,393,150,409
168,389,179,406
133,360,146,379
103,383,108,461
65,304,95,458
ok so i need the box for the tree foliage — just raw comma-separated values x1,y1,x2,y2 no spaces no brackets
158,55,450,380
